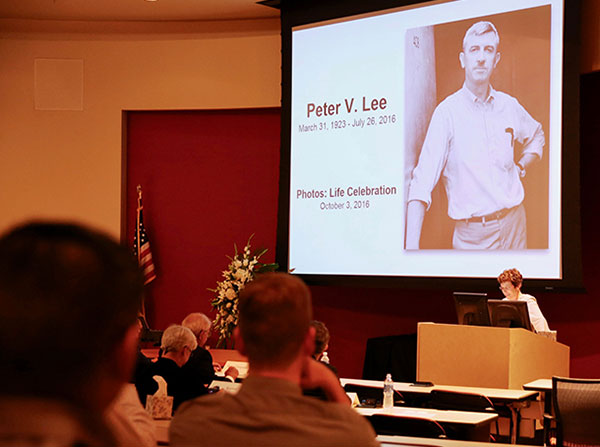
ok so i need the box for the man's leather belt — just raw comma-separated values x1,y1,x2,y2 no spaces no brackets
465,207,511,223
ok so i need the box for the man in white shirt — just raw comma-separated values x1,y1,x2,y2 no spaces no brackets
406,21,544,249
498,268,550,333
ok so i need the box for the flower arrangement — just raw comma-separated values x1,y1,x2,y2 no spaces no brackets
209,235,278,347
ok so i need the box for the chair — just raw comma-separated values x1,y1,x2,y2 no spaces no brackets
367,414,446,438
429,389,495,412
362,334,417,383
138,316,163,346
552,376,600,446
428,389,501,440
343,383,405,407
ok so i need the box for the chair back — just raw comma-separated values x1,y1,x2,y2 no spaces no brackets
362,334,417,382
343,383,404,407
429,389,495,412
368,414,446,438
552,376,600,447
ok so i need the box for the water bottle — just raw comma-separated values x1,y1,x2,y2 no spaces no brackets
321,351,330,364
383,373,394,409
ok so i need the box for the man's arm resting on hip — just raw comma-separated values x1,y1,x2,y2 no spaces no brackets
406,200,426,250
516,153,539,171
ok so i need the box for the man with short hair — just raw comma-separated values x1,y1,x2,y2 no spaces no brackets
181,312,238,384
311,320,331,362
170,273,379,447
0,222,145,446
406,21,545,249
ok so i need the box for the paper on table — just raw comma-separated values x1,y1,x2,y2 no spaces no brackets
215,360,249,379
346,392,360,407
209,380,242,394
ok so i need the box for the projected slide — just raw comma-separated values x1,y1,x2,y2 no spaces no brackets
289,0,563,279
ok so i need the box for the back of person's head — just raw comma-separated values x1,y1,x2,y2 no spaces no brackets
311,320,330,357
0,221,144,404
238,272,312,369
181,312,211,338
498,268,523,287
161,325,198,354
462,20,500,50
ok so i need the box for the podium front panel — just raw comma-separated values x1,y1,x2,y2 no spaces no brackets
417,323,569,389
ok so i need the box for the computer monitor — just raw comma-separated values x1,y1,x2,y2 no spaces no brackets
487,299,534,332
453,292,490,326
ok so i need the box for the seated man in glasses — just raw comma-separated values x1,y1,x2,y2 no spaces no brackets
181,313,239,385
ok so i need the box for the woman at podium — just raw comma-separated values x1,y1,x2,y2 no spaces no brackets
498,268,550,333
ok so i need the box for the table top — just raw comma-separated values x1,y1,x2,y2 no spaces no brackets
378,434,528,447
153,406,497,446
154,419,170,445
356,406,498,426
155,420,519,447
522,378,552,391
341,378,539,404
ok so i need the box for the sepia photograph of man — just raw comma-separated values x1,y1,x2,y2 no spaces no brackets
404,7,551,250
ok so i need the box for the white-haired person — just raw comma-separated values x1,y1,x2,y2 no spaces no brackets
152,325,206,412
181,313,238,384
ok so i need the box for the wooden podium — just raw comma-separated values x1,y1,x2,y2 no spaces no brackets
417,323,569,389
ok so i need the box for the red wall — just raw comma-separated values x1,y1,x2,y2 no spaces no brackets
126,73,600,379
126,109,281,331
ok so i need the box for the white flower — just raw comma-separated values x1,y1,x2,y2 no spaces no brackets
225,288,236,300
211,236,274,345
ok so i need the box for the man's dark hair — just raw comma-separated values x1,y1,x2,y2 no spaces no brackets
311,320,330,357
0,221,144,403
238,272,312,369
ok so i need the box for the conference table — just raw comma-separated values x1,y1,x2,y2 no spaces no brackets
378,435,529,447
522,378,552,392
155,421,534,447
145,349,537,445
341,378,539,444
522,379,553,445
152,378,537,445
356,406,497,441
153,406,497,445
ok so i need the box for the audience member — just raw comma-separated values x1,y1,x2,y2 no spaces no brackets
104,383,157,447
0,221,144,446
170,272,379,447
310,320,338,376
133,348,159,406
181,312,238,384
153,325,206,411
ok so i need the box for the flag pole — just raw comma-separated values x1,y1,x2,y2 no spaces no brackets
136,184,146,319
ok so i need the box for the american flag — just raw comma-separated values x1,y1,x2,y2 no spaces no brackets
133,187,157,285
